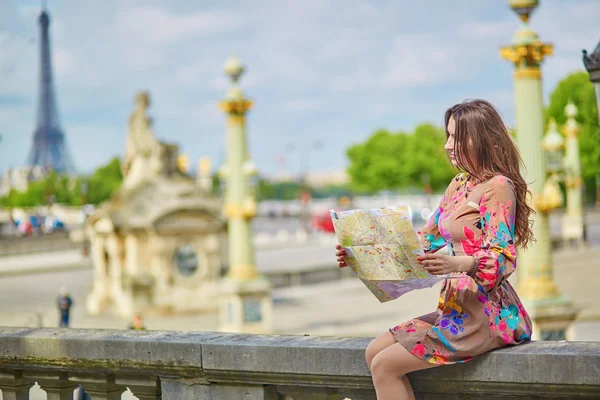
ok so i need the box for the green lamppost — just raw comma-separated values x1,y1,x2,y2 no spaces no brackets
217,57,272,334
561,102,585,247
582,40,600,207
500,0,577,340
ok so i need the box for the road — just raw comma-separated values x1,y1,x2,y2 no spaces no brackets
2,210,599,277
0,246,598,344
0,210,598,338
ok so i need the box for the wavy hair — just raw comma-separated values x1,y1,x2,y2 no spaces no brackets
444,99,534,249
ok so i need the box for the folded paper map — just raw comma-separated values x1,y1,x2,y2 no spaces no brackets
330,206,455,303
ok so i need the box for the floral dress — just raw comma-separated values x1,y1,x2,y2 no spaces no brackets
389,173,532,364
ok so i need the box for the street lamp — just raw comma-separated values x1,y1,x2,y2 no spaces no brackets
536,118,564,214
218,56,272,334
582,40,600,207
582,40,600,127
542,118,564,175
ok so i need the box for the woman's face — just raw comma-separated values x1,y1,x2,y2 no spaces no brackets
445,115,475,168
445,116,459,167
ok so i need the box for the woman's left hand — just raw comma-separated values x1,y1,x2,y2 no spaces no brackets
416,254,474,275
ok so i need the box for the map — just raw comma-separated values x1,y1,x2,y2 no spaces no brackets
330,206,451,303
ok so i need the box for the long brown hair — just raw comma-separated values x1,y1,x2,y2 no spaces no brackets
444,99,534,249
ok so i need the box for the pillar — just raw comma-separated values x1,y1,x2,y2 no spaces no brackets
500,0,578,340
218,57,272,334
561,102,585,247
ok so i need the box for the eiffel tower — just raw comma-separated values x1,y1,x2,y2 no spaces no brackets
27,3,75,173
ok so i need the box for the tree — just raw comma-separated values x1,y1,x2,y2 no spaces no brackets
546,71,600,203
347,129,410,193
0,157,125,207
85,157,124,205
404,123,456,190
346,124,455,194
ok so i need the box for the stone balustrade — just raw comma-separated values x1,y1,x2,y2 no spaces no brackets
0,328,598,399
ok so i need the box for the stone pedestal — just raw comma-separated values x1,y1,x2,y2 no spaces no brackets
524,296,579,341
562,214,585,248
218,277,273,334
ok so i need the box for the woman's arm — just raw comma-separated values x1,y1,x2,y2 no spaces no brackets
468,176,518,292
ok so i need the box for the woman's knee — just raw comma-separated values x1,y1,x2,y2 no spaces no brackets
365,332,396,369
365,339,380,368
370,351,404,380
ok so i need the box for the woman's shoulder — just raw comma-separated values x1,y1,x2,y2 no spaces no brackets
482,175,516,198
485,175,514,187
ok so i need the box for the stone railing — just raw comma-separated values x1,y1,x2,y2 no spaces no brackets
0,328,598,399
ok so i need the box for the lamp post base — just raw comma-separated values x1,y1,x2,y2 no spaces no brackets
523,295,579,341
218,276,273,334
561,214,585,249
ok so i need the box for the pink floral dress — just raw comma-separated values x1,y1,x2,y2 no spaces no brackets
390,173,532,364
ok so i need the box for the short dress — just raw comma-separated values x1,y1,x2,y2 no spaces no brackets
389,173,532,364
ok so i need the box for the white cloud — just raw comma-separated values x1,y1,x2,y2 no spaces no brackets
114,7,243,45
459,20,514,42
1,0,599,176
330,34,466,92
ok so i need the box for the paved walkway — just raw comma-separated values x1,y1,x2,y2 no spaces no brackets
0,246,598,342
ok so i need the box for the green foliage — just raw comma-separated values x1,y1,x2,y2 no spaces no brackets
546,71,600,203
85,157,123,205
312,184,352,199
0,157,124,207
256,179,302,201
346,123,455,194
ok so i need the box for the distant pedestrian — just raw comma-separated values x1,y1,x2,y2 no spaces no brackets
128,312,146,330
57,287,73,327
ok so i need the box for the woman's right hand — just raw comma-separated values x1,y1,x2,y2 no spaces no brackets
335,243,348,268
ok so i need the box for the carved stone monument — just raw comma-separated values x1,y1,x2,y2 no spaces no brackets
85,91,227,317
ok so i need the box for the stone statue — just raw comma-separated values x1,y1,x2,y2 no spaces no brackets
122,91,166,188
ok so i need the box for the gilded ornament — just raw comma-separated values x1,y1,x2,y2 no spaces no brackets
228,264,259,280
533,176,563,213
219,99,253,115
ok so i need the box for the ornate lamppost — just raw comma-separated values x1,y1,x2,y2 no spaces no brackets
500,0,577,340
582,40,600,207
217,57,272,334
561,103,585,247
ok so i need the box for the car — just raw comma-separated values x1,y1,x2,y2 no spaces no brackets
311,210,336,233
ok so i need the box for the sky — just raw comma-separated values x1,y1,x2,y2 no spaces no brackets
1,0,599,179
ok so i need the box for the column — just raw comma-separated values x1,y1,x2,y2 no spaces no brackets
561,102,585,247
218,56,273,334
500,0,577,340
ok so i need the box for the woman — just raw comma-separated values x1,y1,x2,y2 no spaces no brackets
335,99,534,400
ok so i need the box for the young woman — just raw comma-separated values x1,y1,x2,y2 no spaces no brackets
335,99,534,400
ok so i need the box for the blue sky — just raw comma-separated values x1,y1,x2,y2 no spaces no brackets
1,0,599,178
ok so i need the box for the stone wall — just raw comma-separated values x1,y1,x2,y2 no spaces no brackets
0,328,598,399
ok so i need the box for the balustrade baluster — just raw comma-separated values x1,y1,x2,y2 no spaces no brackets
116,375,161,400
69,373,124,400
0,370,34,400
24,371,77,400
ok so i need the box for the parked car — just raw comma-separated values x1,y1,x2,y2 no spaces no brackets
311,210,335,233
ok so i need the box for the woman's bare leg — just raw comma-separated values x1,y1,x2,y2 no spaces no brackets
365,331,398,370
371,343,439,400
402,376,415,400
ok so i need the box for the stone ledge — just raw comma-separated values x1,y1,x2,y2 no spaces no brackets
0,328,211,378
0,328,597,398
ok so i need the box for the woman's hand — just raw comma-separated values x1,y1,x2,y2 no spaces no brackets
417,254,475,275
335,243,348,268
